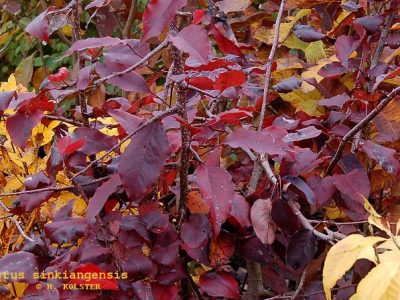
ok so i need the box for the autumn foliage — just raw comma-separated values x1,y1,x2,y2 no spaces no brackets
0,0,399,299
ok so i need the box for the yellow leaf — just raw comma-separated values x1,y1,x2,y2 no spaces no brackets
305,41,333,64
283,34,308,51
15,54,34,87
323,234,385,300
254,9,311,44
325,205,347,220
61,24,73,37
364,200,392,235
350,261,400,300
279,88,324,116
4,176,24,193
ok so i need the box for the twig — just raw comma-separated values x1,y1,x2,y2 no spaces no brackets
71,106,179,180
325,85,400,175
72,0,88,123
0,197,34,242
0,175,111,197
370,12,394,69
257,0,287,131
123,0,136,39
94,39,169,86
289,266,307,300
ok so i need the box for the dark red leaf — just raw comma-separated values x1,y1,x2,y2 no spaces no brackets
194,165,235,235
214,70,246,91
286,229,317,270
181,214,211,248
361,140,400,175
152,283,179,300
141,0,187,42
250,199,276,244
281,147,319,176
230,194,251,228
25,8,54,42
0,252,38,283
170,25,211,65
200,271,240,299
6,109,43,149
188,77,215,90
87,174,121,223
271,199,301,236
192,9,205,25
56,136,85,157
119,121,168,201
48,67,69,83
210,23,243,57
69,264,119,290
217,109,252,125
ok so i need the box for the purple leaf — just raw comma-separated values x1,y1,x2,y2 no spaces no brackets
230,194,251,229
319,93,351,109
44,218,87,243
6,109,43,149
284,176,315,205
107,109,145,133
286,229,318,270
169,25,211,64
353,16,383,34
181,214,211,248
361,140,400,175
273,77,302,93
119,121,168,201
25,8,54,42
294,29,326,42
224,127,289,157
65,37,123,56
0,252,38,283
307,175,336,207
283,126,322,143
87,174,121,223
142,0,187,42
318,62,347,78
194,165,235,235
0,91,16,116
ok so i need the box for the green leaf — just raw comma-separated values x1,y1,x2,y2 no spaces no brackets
15,54,34,87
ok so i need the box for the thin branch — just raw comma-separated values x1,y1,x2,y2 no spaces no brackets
171,13,191,228
123,0,136,39
258,0,287,131
71,106,179,180
0,175,111,197
289,266,307,300
325,85,400,175
371,12,394,69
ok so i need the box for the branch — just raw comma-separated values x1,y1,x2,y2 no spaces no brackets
325,85,400,175
371,12,395,69
171,13,191,227
123,0,136,39
289,266,307,300
243,3,286,298
0,198,33,242
71,106,179,180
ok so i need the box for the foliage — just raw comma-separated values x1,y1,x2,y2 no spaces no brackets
0,0,398,299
